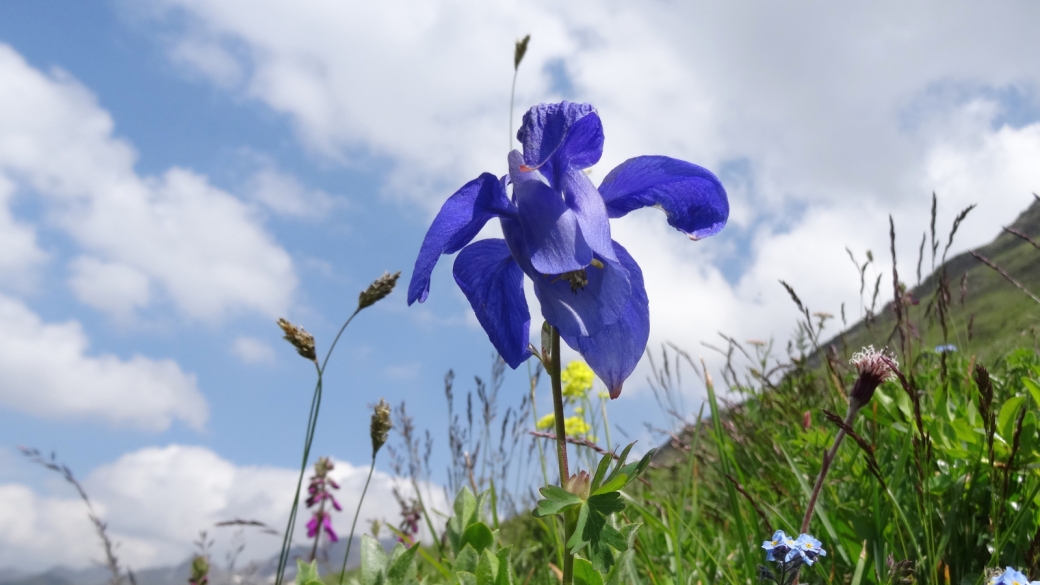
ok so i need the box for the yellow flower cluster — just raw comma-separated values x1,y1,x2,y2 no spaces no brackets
561,361,594,399
536,413,556,430
535,412,591,437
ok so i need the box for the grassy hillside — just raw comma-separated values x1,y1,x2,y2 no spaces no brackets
822,195,1040,365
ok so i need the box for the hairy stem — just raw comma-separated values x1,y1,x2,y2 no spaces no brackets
801,405,858,533
549,327,573,585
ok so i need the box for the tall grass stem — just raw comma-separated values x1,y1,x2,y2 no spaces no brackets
337,456,376,585
275,309,361,585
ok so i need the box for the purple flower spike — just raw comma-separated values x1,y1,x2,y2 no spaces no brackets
408,101,728,397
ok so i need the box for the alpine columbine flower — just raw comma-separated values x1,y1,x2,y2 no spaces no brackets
408,102,728,397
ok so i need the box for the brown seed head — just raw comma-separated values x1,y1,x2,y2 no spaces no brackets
514,35,531,71
370,399,392,457
276,318,317,363
849,345,897,410
358,271,401,310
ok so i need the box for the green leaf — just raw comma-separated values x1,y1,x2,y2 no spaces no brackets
611,439,636,470
386,543,419,585
605,524,643,585
591,450,613,492
998,396,1026,441
494,546,514,585
573,558,605,585
582,506,606,549
361,535,389,585
533,485,583,517
454,544,479,574
567,502,591,551
588,492,625,515
295,560,321,585
592,474,627,496
474,550,499,585
1023,377,1040,409
448,487,479,551
599,523,627,551
460,522,494,554
632,448,655,478
453,572,477,585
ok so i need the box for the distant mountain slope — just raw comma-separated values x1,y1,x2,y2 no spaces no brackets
825,195,1040,363
0,537,397,585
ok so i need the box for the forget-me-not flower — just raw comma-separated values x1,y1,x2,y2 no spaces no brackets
408,102,728,397
991,567,1040,585
791,533,827,566
762,530,798,562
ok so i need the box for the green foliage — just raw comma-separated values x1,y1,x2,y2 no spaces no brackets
296,560,323,585
338,536,420,585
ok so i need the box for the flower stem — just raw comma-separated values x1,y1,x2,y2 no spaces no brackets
800,405,858,534
548,327,573,585
275,309,361,585
337,456,376,585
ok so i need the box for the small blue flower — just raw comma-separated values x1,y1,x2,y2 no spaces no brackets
408,102,728,397
762,530,797,562
788,533,827,566
990,567,1040,585
935,344,958,353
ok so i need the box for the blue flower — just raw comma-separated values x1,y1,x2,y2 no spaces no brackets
761,530,797,562
935,344,958,353
789,533,827,566
408,102,728,397
991,567,1040,585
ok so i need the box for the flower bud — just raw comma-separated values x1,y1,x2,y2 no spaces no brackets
370,399,392,457
849,345,896,411
276,318,317,363
358,271,401,310
565,470,590,500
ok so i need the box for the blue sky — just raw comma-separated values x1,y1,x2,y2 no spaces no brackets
2,0,1040,571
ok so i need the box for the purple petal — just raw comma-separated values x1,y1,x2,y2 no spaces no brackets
599,156,729,239
453,239,531,368
518,102,598,177
408,173,516,305
510,151,591,274
561,169,616,263
323,515,338,542
561,241,649,398
530,248,632,338
306,516,319,538
548,110,604,183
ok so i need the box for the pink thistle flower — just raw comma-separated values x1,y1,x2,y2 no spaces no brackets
849,345,897,410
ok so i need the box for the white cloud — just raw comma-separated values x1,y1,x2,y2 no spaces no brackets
246,167,339,219
139,0,1040,397
0,445,445,572
0,293,207,430
0,174,47,289
68,256,151,318
231,335,276,364
0,44,296,321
